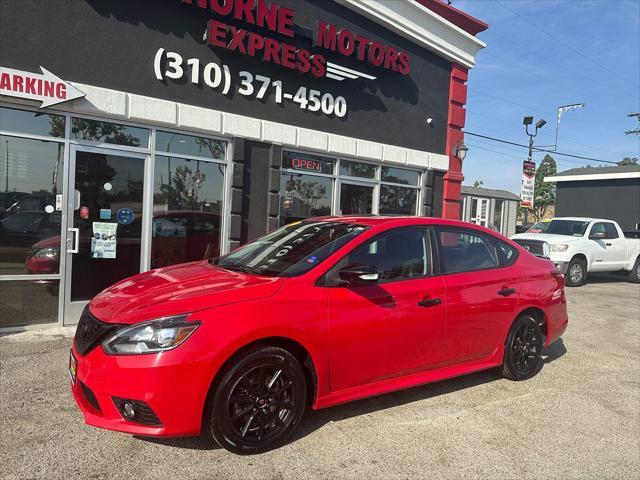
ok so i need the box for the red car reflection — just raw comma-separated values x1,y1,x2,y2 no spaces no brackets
25,211,221,275
69,216,568,455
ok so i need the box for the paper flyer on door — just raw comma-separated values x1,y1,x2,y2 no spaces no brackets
91,222,117,259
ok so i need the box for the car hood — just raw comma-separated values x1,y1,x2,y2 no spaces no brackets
89,260,284,324
511,233,582,244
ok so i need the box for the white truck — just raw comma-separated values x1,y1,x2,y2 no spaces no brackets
511,217,640,287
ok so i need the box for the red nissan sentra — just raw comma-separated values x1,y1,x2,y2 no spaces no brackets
69,216,568,454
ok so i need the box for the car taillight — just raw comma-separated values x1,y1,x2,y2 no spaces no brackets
551,270,566,302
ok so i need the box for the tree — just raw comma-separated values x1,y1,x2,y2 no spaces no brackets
473,180,484,188
618,157,638,166
532,154,557,221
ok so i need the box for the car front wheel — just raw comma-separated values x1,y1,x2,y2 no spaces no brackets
500,315,543,381
207,346,307,454
565,257,587,287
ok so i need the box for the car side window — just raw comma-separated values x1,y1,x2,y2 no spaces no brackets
436,227,500,274
603,223,619,239
494,239,519,267
327,228,431,283
591,222,606,237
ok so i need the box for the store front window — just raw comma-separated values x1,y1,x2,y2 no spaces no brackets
152,133,226,269
279,151,423,225
0,106,229,328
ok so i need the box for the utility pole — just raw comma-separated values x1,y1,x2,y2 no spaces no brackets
626,112,640,136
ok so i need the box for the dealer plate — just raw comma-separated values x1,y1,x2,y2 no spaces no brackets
69,350,78,386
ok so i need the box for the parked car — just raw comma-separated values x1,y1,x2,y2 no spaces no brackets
24,211,221,274
512,217,640,286
69,216,568,454
0,211,61,268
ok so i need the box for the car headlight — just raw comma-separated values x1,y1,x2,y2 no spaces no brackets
550,244,569,252
102,315,200,355
32,247,59,259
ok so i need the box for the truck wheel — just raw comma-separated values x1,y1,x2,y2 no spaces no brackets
628,257,640,284
566,257,587,287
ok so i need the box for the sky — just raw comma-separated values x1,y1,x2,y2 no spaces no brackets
452,0,640,194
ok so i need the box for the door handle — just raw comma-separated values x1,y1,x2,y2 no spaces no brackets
498,287,516,297
417,297,441,307
67,228,80,254
605,242,612,246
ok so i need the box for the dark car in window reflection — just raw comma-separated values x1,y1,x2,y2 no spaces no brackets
0,212,61,271
23,211,221,276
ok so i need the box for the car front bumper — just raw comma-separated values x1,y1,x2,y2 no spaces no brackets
69,341,214,437
553,261,570,274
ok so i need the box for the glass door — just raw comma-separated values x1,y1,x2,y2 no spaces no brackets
471,198,490,227
338,181,374,215
63,145,147,324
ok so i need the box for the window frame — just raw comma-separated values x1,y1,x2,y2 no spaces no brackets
433,226,518,275
280,149,424,221
318,225,436,286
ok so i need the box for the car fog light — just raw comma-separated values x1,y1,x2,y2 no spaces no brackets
123,402,135,419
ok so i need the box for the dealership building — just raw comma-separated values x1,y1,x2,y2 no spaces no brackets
0,0,486,329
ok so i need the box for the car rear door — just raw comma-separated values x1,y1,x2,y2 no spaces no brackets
324,226,447,391
435,226,522,364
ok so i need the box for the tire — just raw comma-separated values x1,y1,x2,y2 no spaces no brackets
207,346,307,454
500,315,543,381
565,257,587,287
628,257,640,284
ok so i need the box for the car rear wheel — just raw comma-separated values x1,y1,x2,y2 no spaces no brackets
565,257,587,287
628,257,640,284
207,346,307,454
500,315,543,381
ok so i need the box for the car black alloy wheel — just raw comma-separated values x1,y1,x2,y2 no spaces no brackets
511,323,541,375
227,365,295,442
208,346,307,454
628,257,640,283
501,315,543,381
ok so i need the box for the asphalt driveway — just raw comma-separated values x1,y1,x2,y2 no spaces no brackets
1,274,638,479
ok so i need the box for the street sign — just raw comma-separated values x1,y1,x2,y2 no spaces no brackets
520,160,536,209
0,66,85,108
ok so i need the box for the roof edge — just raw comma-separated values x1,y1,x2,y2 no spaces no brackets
415,0,488,36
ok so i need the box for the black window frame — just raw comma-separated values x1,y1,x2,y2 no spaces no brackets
433,226,518,275
318,226,436,287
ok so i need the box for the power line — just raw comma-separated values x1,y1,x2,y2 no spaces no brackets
495,0,640,89
466,141,601,168
463,131,619,164
465,111,620,156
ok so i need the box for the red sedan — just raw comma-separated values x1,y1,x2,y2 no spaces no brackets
69,216,568,454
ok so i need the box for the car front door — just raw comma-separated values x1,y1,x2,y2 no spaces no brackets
589,222,627,271
323,227,447,392
435,226,522,364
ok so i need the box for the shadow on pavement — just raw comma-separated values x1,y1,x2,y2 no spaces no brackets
136,339,568,451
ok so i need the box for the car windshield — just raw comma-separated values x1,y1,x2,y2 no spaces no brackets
526,221,550,233
545,220,590,237
214,221,369,277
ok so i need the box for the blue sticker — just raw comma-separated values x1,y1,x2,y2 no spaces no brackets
116,208,135,225
99,209,112,220
306,256,318,264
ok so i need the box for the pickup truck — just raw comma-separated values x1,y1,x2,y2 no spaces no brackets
511,217,640,287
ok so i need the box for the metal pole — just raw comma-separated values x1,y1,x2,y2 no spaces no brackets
5,140,8,192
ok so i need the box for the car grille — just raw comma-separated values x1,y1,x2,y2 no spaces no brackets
74,307,121,356
513,239,547,257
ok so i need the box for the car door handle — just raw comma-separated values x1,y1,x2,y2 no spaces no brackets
417,297,442,307
498,287,516,297
605,242,612,246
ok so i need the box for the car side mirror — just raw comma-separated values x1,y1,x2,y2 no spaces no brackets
590,231,606,240
339,265,379,286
